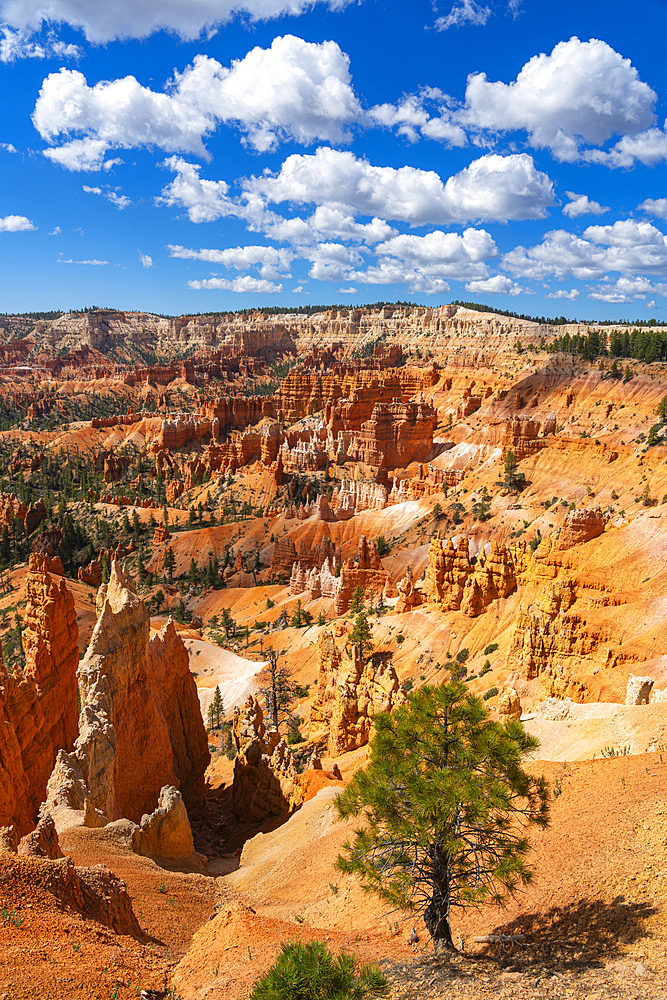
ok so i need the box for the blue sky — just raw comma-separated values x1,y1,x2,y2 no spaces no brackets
1,0,667,319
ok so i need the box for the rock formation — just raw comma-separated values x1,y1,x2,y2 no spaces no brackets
334,535,388,615
498,688,522,722
231,695,304,822
42,562,209,830
271,533,340,582
625,675,654,706
310,630,406,757
556,507,609,550
131,785,195,858
505,579,596,698
0,555,78,836
17,813,63,859
0,822,141,936
422,535,516,617
395,566,422,613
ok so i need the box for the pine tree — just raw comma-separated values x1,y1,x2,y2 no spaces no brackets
250,940,387,1000
221,606,235,638
208,685,224,730
164,546,176,582
349,611,373,664
350,585,364,615
291,599,304,627
335,682,549,949
258,651,294,733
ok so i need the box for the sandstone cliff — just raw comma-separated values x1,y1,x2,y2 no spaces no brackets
42,561,209,829
231,695,304,822
422,534,517,617
334,535,388,616
0,555,78,837
309,630,406,758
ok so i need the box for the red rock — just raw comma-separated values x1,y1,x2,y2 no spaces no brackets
556,507,609,550
0,555,79,836
42,563,209,828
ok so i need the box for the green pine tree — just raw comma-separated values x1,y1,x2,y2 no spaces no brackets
349,584,364,615
250,940,387,1000
335,682,550,949
164,546,176,583
349,611,373,664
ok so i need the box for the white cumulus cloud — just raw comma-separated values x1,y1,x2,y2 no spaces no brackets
638,198,667,221
139,252,153,268
546,288,579,300
167,243,293,280
1,0,352,44
244,147,554,225
33,36,362,170
188,276,283,293
465,274,522,295
0,214,35,231
503,220,667,283
562,191,608,218
459,37,655,162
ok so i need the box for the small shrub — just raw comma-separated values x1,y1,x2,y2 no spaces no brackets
484,642,499,656
396,633,404,644
403,678,414,692
482,659,491,673
601,745,631,758
455,648,469,664
483,686,499,701
250,940,388,1000
1,908,22,928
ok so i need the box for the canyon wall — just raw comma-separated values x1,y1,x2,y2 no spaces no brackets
0,554,78,836
42,561,209,828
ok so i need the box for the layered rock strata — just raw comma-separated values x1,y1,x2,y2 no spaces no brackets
556,507,609,550
0,555,78,836
422,535,516,616
42,562,209,829
334,535,388,616
231,695,304,822
310,630,406,757
505,579,597,698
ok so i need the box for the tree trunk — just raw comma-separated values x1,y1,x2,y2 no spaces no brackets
424,863,455,949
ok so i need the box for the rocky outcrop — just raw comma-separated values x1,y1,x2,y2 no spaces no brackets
17,813,63,859
395,566,422,613
556,507,609,550
505,579,595,698
625,675,654,706
231,695,304,822
131,785,195,858
290,557,339,601
0,847,142,936
331,479,388,517
147,620,210,813
271,533,340,582
310,631,405,757
78,558,103,588
498,688,522,722
0,493,46,536
334,535,388,616
42,562,209,830
345,401,437,468
422,535,516,617
0,556,78,837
